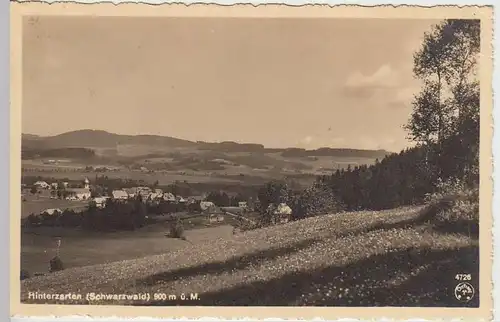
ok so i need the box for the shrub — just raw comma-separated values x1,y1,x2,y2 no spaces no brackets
27,213,41,226
291,183,345,220
49,256,64,273
424,178,479,237
169,217,185,239
238,220,258,232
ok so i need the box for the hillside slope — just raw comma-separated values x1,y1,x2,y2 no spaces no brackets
21,206,479,307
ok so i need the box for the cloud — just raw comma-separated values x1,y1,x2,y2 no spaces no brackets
342,64,421,109
345,64,400,90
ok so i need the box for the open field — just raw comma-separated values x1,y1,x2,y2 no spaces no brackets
21,205,479,306
21,224,235,275
21,196,88,218
21,144,381,186
21,167,318,190
22,168,245,184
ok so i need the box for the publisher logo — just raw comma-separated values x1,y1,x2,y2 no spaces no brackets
454,282,474,302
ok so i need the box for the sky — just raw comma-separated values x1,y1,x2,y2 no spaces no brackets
22,17,439,152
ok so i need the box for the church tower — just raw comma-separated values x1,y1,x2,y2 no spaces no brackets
84,177,90,190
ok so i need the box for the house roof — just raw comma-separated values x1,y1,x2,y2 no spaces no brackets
41,208,62,215
163,192,176,201
200,201,215,211
148,192,162,199
126,187,150,194
112,190,129,198
123,188,137,195
268,203,292,215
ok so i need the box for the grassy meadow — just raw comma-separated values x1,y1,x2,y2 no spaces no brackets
21,220,236,275
21,205,479,307
21,191,88,218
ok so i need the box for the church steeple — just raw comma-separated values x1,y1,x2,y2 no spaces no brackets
84,177,90,190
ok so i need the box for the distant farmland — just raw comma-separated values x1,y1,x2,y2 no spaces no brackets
21,196,88,218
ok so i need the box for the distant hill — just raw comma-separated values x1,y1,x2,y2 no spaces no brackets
22,134,41,140
34,130,196,149
280,147,390,159
197,141,266,153
21,129,392,159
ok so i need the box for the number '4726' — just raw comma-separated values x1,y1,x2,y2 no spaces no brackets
455,274,472,281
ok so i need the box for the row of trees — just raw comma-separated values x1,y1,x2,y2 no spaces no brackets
27,197,149,231
26,194,209,231
204,191,249,208
21,147,96,160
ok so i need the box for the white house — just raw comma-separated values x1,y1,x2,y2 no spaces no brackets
162,192,176,202
34,181,50,189
112,190,129,200
208,214,218,224
128,186,152,199
200,201,215,211
238,201,248,209
66,188,91,201
206,206,225,223
137,187,152,198
274,203,292,214
147,192,163,201
124,188,137,198
93,196,109,208
50,182,58,190
268,203,293,224
40,208,62,216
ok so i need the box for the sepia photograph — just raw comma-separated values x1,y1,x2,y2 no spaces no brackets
10,2,493,320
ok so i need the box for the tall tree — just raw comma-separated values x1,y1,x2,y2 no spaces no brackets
257,180,291,212
406,20,479,143
405,19,480,181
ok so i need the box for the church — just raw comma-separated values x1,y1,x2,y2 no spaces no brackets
65,177,91,201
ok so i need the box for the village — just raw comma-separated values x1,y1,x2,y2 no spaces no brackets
21,177,293,226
